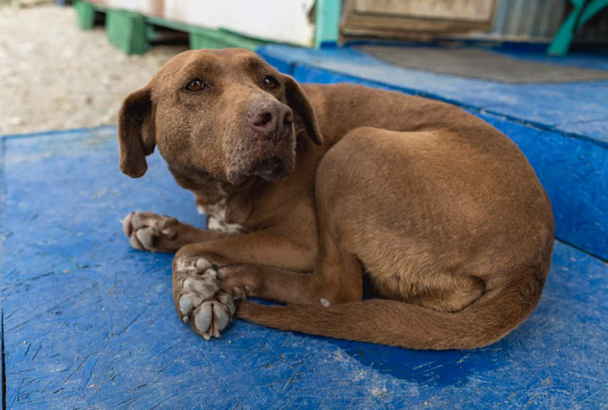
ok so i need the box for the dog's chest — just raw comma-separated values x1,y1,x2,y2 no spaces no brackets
197,199,244,235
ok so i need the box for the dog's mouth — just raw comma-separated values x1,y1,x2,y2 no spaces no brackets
225,124,297,185
250,155,292,181
227,148,295,185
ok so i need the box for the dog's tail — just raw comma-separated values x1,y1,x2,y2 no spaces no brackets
235,268,546,350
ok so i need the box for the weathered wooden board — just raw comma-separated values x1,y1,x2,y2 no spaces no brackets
0,123,607,408
353,0,495,22
343,0,496,37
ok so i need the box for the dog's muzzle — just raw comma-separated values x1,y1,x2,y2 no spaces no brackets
225,101,296,184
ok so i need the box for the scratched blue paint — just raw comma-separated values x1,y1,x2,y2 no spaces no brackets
259,46,608,262
555,116,608,139
490,48,608,71
339,41,608,72
258,45,608,145
1,134,5,408
0,124,608,408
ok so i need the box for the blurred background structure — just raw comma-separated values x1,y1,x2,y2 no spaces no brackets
57,0,608,51
1,0,607,136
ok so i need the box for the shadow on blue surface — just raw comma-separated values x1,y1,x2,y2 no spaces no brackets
0,127,607,409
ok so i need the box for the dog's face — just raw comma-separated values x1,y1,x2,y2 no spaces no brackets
117,48,322,185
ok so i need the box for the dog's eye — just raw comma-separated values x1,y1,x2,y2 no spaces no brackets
263,75,279,89
185,79,205,92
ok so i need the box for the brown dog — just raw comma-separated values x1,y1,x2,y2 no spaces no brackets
118,48,554,350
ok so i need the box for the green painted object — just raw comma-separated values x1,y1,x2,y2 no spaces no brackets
217,29,268,50
106,9,149,55
314,0,341,48
190,28,267,50
74,1,96,30
146,16,194,34
548,0,608,55
146,16,266,50
189,27,225,49
72,3,286,54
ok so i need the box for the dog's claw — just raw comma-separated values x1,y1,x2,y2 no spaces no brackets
232,286,248,301
122,212,134,237
193,299,232,339
217,291,238,315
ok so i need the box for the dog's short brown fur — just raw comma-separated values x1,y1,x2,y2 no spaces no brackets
118,48,554,349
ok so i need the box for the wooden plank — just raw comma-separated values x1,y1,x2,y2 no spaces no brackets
0,137,5,410
106,8,149,55
74,1,97,30
1,127,608,408
354,0,495,22
343,0,496,37
73,3,272,53
0,129,415,409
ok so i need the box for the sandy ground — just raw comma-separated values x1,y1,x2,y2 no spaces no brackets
0,5,186,136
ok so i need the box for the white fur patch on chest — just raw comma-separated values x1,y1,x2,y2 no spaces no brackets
197,199,243,234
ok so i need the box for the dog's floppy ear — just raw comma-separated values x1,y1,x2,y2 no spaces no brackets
284,76,323,146
117,87,156,178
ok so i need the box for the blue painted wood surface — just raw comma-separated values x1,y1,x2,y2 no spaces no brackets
1,126,608,409
258,45,608,145
1,132,6,408
491,48,608,71
257,45,608,262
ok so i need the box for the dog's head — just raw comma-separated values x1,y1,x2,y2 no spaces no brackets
117,48,322,185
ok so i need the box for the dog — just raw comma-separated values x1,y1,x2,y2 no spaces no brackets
118,48,554,350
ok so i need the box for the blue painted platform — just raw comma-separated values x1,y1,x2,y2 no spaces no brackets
2,45,608,409
258,45,608,263
1,124,608,409
259,45,608,145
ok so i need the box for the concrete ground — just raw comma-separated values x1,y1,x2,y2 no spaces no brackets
0,4,185,136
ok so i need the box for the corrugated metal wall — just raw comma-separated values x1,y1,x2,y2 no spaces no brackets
490,0,608,43
491,0,566,40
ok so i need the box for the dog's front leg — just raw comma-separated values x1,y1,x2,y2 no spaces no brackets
175,227,316,269
171,228,327,337
122,211,231,253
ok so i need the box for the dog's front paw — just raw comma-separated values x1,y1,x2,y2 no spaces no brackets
122,212,182,252
174,256,237,340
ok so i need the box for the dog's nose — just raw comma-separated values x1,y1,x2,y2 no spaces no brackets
249,101,293,136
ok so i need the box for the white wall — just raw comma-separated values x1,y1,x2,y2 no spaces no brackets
163,0,316,46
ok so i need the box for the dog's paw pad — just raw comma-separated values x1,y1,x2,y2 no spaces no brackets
177,274,236,340
193,295,236,340
183,277,220,299
179,292,204,316
122,212,180,252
